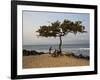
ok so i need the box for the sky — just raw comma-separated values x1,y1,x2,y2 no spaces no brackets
23,11,90,45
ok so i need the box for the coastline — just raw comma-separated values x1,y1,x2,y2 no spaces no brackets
23,50,89,68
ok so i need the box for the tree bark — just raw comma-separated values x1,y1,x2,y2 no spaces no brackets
59,35,62,53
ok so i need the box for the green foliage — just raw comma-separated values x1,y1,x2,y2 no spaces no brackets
36,19,86,37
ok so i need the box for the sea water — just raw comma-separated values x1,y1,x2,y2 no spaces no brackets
23,44,89,57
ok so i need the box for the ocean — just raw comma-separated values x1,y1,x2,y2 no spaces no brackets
23,44,89,56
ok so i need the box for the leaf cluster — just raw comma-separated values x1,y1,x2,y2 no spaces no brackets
36,19,86,37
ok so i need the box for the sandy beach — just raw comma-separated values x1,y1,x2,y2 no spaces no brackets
23,53,89,68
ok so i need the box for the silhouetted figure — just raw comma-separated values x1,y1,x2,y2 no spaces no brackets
52,49,57,57
56,50,63,56
49,46,52,54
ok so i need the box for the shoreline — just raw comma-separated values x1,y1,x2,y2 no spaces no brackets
23,50,89,68
23,49,89,60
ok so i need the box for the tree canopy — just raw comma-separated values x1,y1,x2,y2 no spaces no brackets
36,19,86,38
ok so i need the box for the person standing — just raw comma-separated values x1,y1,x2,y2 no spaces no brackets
49,46,52,54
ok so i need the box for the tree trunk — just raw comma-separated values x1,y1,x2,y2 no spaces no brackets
59,35,62,53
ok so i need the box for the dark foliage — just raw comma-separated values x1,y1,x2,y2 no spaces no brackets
65,52,89,60
23,50,45,56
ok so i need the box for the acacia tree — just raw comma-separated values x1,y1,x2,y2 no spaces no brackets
36,19,86,53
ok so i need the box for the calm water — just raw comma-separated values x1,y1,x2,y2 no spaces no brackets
23,44,90,56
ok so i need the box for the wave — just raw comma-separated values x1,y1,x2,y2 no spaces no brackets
62,48,89,57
